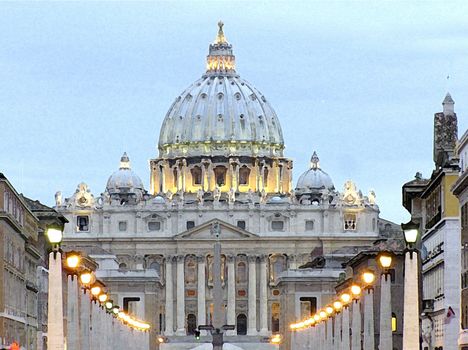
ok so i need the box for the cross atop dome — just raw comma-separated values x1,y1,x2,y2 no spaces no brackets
215,20,227,44
310,151,320,169
206,21,236,75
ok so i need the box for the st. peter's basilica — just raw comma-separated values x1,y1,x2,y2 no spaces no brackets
55,23,400,350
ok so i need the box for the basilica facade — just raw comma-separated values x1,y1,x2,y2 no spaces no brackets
56,23,397,350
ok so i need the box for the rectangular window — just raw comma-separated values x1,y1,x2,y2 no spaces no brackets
237,220,246,230
187,221,195,230
305,220,314,231
344,213,357,230
118,221,127,232
77,216,89,232
299,297,317,319
148,221,161,231
271,220,284,231
123,297,141,316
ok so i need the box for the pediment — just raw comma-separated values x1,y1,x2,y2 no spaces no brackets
174,219,259,240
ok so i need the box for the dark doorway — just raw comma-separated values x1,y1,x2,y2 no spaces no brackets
187,313,197,335
237,313,247,335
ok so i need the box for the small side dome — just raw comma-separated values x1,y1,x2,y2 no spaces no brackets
106,153,145,199
152,195,165,204
268,196,283,203
295,152,334,193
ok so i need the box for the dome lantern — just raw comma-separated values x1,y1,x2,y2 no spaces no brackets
206,21,236,75
120,152,130,169
310,151,320,169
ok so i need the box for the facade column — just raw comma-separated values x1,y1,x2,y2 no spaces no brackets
341,305,350,350
197,255,207,335
247,255,257,335
226,255,236,335
363,288,375,350
176,255,186,335
351,299,361,350
164,256,174,335
379,273,392,350
66,275,80,350
259,255,269,335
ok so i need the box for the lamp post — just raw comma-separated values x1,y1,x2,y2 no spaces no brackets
64,251,82,350
325,306,334,350
46,224,65,350
362,270,375,350
350,284,362,350
333,301,343,348
401,220,420,350
377,251,394,350
78,270,94,350
340,293,351,350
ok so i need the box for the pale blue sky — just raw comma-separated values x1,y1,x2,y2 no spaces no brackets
1,1,467,223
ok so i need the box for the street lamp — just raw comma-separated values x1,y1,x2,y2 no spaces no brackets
362,270,375,286
98,293,108,303
65,251,81,270
45,224,65,350
105,300,114,311
401,220,420,350
402,220,419,250
79,270,94,288
112,305,120,316
350,284,361,299
46,225,63,254
333,301,342,312
340,292,351,305
377,251,394,350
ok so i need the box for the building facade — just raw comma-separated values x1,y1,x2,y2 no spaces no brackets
57,23,398,350
452,128,468,349
402,94,461,350
0,174,41,350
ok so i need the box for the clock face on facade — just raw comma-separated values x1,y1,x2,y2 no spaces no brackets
77,195,89,207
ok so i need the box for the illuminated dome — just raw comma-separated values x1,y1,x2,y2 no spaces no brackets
158,22,284,158
106,153,145,197
296,152,334,193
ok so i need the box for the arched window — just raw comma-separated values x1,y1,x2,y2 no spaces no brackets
214,166,227,186
271,303,280,333
207,254,226,283
237,261,247,284
187,314,197,335
269,255,287,282
392,313,397,332
119,263,128,270
263,167,269,186
237,314,247,335
191,166,202,186
173,168,178,187
185,256,197,284
239,166,250,185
